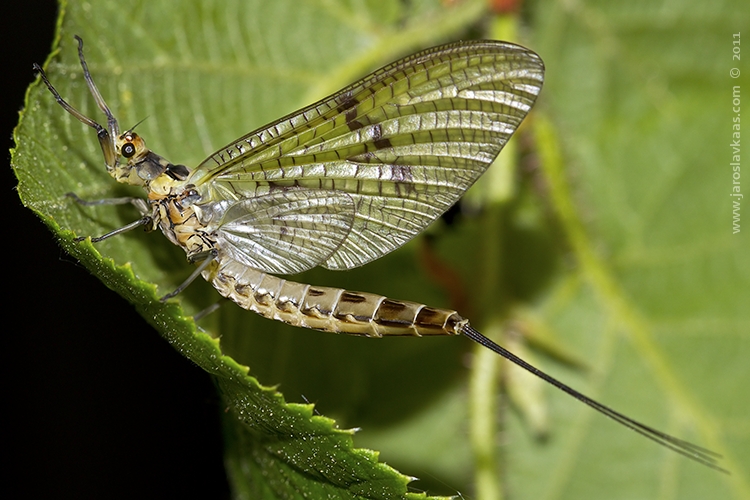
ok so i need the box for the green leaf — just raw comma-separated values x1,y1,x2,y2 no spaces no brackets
12,0,485,499
11,0,749,499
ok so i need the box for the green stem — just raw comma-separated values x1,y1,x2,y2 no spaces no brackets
467,14,526,499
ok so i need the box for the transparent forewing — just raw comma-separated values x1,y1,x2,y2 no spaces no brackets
210,189,355,275
190,40,544,270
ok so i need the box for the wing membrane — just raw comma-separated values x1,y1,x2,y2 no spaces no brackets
190,40,544,270
212,189,355,275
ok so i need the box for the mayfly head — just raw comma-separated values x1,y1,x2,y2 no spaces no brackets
34,35,170,188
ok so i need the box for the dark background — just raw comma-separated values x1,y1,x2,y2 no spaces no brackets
3,2,228,498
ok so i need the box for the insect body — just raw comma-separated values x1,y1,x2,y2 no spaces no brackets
36,36,724,472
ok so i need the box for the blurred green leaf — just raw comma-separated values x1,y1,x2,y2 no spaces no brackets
503,1,749,499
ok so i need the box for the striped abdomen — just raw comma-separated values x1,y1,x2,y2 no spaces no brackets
206,257,467,337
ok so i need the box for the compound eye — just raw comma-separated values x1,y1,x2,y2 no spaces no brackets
121,142,136,158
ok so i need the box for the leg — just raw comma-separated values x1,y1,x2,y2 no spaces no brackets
67,192,148,214
74,216,152,243
193,301,223,321
67,193,152,242
160,249,219,302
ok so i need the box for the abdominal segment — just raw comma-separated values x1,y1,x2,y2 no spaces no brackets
206,257,466,337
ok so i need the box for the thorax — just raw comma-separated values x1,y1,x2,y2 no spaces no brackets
147,176,215,260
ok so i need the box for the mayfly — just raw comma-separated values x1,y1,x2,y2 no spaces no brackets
35,36,724,472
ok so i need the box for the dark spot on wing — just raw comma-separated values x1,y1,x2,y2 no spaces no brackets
346,108,364,131
374,137,392,149
371,123,392,149
336,91,358,113
392,164,413,182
